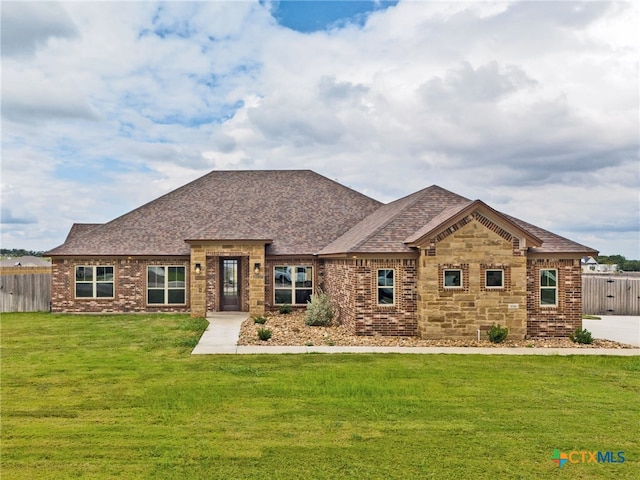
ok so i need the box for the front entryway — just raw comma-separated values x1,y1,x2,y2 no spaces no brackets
221,258,241,311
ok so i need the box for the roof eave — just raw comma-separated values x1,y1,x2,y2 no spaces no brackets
184,238,273,244
527,247,599,259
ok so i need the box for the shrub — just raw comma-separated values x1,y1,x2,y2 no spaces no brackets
279,304,292,315
253,316,267,324
488,324,508,343
257,327,272,341
570,328,593,344
305,290,334,326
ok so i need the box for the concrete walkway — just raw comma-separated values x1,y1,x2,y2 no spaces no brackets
192,313,640,355
191,312,248,354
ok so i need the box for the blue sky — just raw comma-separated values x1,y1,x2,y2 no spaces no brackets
1,1,638,258
270,1,398,32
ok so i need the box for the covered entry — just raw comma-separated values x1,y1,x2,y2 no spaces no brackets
189,241,268,318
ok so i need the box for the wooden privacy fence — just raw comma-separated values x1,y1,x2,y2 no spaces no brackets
0,267,51,313
582,275,640,316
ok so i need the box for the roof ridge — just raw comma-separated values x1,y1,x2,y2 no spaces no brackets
367,185,468,236
339,185,455,253
345,188,431,252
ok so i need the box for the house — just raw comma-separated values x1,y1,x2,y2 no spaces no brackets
0,256,51,268
46,170,597,339
581,256,618,274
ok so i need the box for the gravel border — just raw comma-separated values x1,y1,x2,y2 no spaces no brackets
238,312,636,349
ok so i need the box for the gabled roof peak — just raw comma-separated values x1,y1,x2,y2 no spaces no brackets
404,199,542,247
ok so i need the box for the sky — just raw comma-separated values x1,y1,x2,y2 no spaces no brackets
1,0,638,258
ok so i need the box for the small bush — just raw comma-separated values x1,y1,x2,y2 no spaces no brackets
488,324,508,343
305,290,334,326
570,328,593,344
257,327,272,341
279,304,292,315
253,316,267,324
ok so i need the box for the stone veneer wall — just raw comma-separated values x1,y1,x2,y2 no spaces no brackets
526,258,583,337
50,257,190,313
417,217,528,340
323,258,418,336
190,243,266,318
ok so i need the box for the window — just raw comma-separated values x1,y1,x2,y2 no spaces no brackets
274,266,312,305
443,269,462,288
485,269,504,288
377,269,395,305
540,269,557,306
75,266,114,298
147,266,186,304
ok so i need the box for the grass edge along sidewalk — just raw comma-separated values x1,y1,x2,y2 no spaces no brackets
2,313,639,479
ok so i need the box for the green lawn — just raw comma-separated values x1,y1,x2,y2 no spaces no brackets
1,313,638,479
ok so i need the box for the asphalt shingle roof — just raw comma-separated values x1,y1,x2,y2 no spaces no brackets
320,186,596,256
47,170,382,256
319,185,471,254
47,170,597,257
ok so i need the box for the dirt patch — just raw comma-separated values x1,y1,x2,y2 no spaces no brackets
238,312,636,349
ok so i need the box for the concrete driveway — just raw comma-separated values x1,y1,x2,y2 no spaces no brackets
583,315,640,347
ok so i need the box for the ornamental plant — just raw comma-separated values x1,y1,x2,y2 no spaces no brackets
488,323,509,343
278,304,293,315
257,327,272,341
305,290,334,326
570,328,593,344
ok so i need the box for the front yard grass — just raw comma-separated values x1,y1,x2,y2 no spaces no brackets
1,313,638,479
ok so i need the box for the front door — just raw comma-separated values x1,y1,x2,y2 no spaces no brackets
221,258,240,311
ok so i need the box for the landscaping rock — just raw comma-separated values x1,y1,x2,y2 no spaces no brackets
238,312,636,349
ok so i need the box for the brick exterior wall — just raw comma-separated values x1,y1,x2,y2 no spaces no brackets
50,257,190,313
50,225,584,340
416,216,528,340
322,258,418,336
526,258,583,337
323,259,358,331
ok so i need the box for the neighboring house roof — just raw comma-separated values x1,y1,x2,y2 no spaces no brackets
0,256,51,267
47,170,383,256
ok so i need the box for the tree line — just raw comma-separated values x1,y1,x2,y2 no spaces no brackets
0,249,46,258
596,255,640,272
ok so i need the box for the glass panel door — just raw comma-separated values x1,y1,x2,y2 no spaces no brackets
221,258,240,310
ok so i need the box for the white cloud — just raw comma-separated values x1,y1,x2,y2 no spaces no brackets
1,1,79,57
1,1,638,258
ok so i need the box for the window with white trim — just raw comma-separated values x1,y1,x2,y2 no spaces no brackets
377,269,395,305
443,269,462,288
274,266,312,305
485,269,504,288
75,266,114,298
147,266,186,304
540,269,557,306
